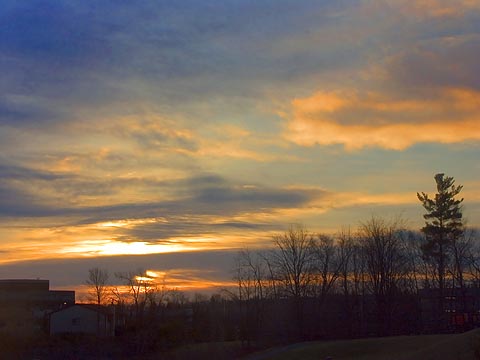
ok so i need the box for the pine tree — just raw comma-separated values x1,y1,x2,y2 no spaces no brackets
417,173,464,328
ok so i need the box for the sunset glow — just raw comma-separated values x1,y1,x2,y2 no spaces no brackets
0,0,479,297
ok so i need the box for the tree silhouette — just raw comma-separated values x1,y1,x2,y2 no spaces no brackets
417,174,464,288
86,267,109,305
358,216,408,336
272,225,315,340
417,173,464,329
272,225,315,300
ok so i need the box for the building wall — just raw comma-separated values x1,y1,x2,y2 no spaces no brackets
0,279,74,305
0,279,75,336
50,306,110,336
419,287,480,332
0,305,39,336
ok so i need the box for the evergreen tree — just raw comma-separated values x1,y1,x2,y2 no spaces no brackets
417,173,464,328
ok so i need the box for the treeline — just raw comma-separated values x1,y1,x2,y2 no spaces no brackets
83,267,234,355
229,174,479,344
231,220,479,344
79,173,480,354
83,220,480,354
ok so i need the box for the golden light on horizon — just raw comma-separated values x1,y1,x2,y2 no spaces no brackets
145,270,167,278
96,218,162,229
57,239,220,257
134,275,155,282
75,270,237,303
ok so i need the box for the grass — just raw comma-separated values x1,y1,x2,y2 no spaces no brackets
148,341,247,360
3,330,479,359
243,329,480,360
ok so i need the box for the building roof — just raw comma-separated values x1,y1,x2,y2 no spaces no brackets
50,303,111,316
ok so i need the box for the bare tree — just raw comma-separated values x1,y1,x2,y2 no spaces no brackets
115,269,155,320
400,230,424,294
234,248,270,345
467,230,480,287
150,274,170,307
86,267,109,305
272,225,315,299
312,234,342,305
235,248,268,301
358,216,409,335
336,228,365,336
114,269,160,354
271,225,315,339
168,288,189,306
448,229,477,315
337,228,354,298
259,251,279,299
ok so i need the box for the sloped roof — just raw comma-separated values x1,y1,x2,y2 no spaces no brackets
50,303,111,316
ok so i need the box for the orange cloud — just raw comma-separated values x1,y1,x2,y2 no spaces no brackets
396,0,480,19
292,92,347,113
285,89,480,150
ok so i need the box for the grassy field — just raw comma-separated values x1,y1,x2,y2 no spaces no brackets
156,341,247,360
2,330,479,359
243,329,480,360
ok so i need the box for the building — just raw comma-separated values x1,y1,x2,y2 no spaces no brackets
0,279,75,336
50,304,114,336
419,287,480,333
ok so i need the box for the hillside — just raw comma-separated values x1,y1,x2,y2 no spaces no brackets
243,329,480,360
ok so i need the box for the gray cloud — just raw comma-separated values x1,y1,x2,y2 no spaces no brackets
0,0,360,127
0,249,240,288
2,0,479,131
0,184,47,217
118,218,276,244
0,163,70,181
0,162,320,242
71,181,316,224
388,36,480,93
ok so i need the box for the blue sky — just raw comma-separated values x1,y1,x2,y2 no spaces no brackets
0,0,479,293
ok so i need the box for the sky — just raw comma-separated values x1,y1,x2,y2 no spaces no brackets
1,0,479,296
